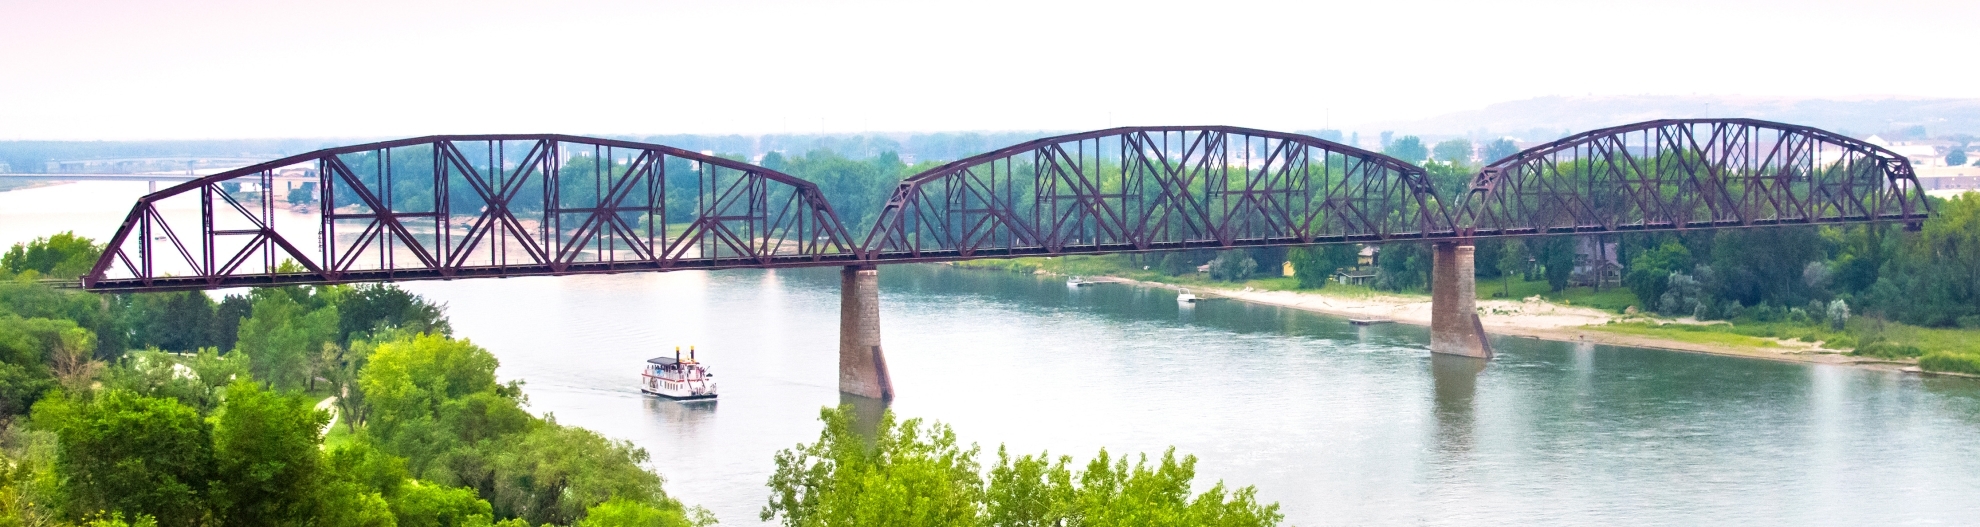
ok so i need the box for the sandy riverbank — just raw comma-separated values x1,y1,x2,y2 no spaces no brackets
1077,274,1910,371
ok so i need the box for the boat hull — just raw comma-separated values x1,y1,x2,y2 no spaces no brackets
641,387,717,401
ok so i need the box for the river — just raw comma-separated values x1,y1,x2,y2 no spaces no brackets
7,182,1980,526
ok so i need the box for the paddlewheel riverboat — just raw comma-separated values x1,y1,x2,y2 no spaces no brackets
642,347,717,400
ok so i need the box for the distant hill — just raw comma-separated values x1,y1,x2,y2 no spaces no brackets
1359,96,1980,141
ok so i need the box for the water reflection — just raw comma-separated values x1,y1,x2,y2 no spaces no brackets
397,264,1980,526
644,396,719,425
838,393,890,442
1430,354,1489,456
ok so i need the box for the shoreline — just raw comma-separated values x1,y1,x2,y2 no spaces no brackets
1049,270,1916,373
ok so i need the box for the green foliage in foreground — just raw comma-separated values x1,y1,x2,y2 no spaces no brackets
763,406,1282,527
0,232,100,280
35,389,215,525
0,246,713,527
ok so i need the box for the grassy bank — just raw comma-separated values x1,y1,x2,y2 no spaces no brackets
955,254,1980,376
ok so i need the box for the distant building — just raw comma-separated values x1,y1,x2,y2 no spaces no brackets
1919,175,1980,191
1335,269,1376,286
1867,135,1948,167
1572,236,1621,288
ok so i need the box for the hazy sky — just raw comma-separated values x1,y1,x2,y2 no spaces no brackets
2,0,1974,140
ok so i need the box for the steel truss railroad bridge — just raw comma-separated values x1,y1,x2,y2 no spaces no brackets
81,119,1932,399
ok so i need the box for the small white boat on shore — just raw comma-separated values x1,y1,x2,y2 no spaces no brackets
642,347,717,401
1067,275,1092,287
1176,288,1199,304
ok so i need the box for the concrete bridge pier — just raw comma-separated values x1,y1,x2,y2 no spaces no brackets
1430,242,1493,359
839,265,894,400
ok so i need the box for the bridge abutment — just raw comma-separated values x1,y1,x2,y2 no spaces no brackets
839,265,894,400
1430,242,1492,359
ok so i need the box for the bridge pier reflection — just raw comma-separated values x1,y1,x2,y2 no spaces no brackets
839,265,894,400
1430,353,1489,455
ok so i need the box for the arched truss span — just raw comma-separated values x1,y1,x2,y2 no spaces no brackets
861,126,1456,261
84,135,859,291
1457,119,1932,237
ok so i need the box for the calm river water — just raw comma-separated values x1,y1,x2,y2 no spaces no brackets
7,182,1980,526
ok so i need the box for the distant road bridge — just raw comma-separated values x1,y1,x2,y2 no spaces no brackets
0,173,204,182
80,120,1931,399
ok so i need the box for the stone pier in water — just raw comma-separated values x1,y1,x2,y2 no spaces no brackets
1430,242,1493,359
839,265,894,400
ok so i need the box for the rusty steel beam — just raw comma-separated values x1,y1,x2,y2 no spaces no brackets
1456,118,1932,238
859,126,1457,261
84,135,861,292
82,120,1933,294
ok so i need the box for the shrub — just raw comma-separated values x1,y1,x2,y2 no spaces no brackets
1850,342,1926,359
1158,252,1194,276
1827,299,1850,330
1919,352,1980,375
1208,250,1257,282
1719,301,1744,320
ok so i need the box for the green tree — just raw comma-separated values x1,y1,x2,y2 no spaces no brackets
1,232,100,280
987,448,1281,527
34,390,213,526
0,280,128,356
359,333,694,525
0,427,63,526
580,497,709,527
391,481,493,527
1287,245,1356,288
1207,250,1256,282
1494,239,1528,296
766,406,1282,527
1376,243,1429,292
234,289,338,391
1482,138,1520,162
123,292,219,353
1421,160,1472,198
212,294,252,352
1949,148,1967,167
763,406,984,527
100,351,216,413
485,423,688,525
1382,136,1428,164
1158,252,1194,276
1623,241,1691,310
1431,139,1472,164
211,379,331,526
323,340,373,432
1536,236,1576,292
338,284,452,343
1862,194,1980,326
1707,227,1825,307
318,439,409,527
0,315,74,417
359,333,501,446
288,181,318,206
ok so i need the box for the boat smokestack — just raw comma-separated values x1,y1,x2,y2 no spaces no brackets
690,346,696,361
675,346,680,363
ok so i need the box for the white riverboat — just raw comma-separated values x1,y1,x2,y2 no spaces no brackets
1067,275,1092,287
1176,288,1199,303
641,347,717,401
